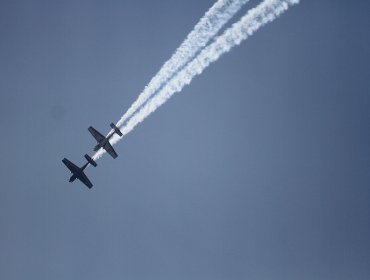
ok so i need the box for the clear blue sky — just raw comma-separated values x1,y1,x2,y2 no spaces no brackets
1,0,369,279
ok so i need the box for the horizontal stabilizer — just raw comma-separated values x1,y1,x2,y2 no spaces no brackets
110,123,123,137
84,154,97,167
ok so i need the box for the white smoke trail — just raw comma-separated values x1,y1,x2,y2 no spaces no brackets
115,0,251,128
93,0,299,160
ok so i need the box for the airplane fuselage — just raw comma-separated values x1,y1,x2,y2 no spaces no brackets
93,132,114,151
68,163,88,182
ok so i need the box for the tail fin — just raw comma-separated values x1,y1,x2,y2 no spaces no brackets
110,123,123,137
84,154,97,167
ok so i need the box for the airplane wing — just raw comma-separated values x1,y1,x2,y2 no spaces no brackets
78,172,93,189
103,142,118,159
62,158,79,173
88,126,105,143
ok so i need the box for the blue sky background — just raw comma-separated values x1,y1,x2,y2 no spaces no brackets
1,0,370,279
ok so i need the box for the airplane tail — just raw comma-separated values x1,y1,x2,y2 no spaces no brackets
85,154,97,167
110,123,123,137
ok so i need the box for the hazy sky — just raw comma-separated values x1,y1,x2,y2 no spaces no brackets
1,1,369,279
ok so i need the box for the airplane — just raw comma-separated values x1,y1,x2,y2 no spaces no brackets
88,123,122,159
62,154,97,189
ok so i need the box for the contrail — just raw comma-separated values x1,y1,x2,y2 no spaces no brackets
93,0,299,160
115,0,251,128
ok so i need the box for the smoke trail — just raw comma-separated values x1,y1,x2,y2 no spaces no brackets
115,0,251,128
93,0,299,160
